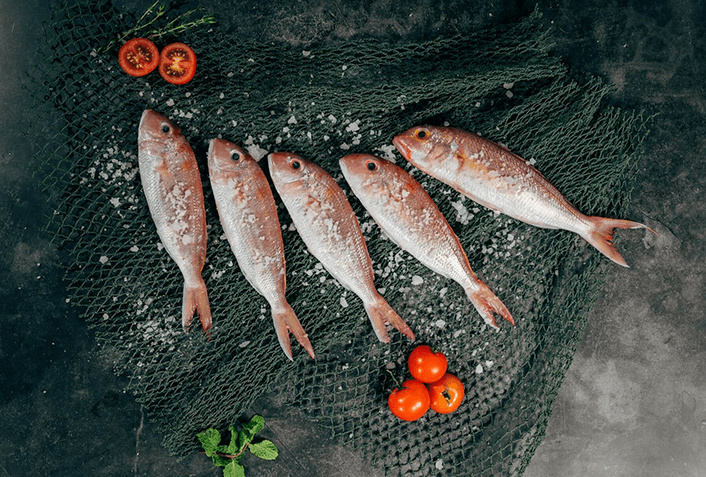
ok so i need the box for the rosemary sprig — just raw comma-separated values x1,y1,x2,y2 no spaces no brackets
101,1,215,53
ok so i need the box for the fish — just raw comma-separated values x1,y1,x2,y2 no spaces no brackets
268,151,415,343
393,125,654,267
138,109,211,332
340,153,514,329
207,139,314,360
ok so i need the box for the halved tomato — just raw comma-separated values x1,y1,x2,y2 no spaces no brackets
159,43,197,85
118,38,159,77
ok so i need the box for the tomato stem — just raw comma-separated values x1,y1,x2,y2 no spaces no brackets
200,442,249,460
386,369,402,389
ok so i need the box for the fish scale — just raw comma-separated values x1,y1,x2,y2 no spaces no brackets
137,109,211,332
340,153,514,329
394,125,654,267
208,139,314,360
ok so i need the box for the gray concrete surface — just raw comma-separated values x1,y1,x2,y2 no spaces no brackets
1,1,704,476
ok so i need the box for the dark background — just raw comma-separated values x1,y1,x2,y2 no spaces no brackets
1,0,704,476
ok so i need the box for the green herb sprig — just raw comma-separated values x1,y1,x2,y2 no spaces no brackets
102,0,215,53
197,415,278,477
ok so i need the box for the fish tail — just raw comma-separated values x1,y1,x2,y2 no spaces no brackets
465,280,514,330
363,296,415,343
584,217,656,268
272,304,315,361
182,279,212,333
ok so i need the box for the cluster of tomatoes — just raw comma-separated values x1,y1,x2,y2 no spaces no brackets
388,345,465,421
118,38,197,85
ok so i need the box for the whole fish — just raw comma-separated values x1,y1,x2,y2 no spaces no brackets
394,126,653,267
208,139,314,360
340,154,513,329
268,152,415,343
138,109,211,332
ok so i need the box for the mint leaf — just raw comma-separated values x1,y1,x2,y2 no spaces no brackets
197,428,221,457
223,460,246,477
249,439,278,460
226,425,239,455
241,415,265,442
212,454,231,467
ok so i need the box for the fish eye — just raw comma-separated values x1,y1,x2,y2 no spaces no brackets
161,124,170,133
231,151,241,161
291,160,301,170
366,161,377,171
416,129,429,140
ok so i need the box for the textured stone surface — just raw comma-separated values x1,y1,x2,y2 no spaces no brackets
1,0,704,476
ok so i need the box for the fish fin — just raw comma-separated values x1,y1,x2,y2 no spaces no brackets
465,280,514,329
272,305,315,360
363,296,415,343
182,279,212,333
584,217,656,267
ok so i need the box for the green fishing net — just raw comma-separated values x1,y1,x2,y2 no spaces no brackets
29,1,647,475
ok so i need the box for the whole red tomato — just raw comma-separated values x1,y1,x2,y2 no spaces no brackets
408,345,448,383
427,373,465,414
388,378,430,421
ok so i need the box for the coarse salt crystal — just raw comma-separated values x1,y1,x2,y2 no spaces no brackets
340,296,349,308
412,275,423,285
476,364,484,374
99,256,109,264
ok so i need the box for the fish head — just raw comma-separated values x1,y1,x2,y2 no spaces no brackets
138,109,192,162
207,138,258,185
339,153,392,196
268,151,317,195
393,125,455,172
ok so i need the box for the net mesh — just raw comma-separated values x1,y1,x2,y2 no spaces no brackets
28,1,648,475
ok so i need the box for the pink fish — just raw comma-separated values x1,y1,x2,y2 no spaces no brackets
208,139,314,360
138,109,211,332
394,125,653,267
268,151,415,343
340,153,513,329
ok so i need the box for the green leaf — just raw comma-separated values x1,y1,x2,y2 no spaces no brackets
249,440,279,460
211,454,231,467
226,425,239,454
241,415,265,441
197,428,221,457
223,460,246,477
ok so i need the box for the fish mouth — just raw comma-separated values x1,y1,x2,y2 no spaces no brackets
338,157,350,177
392,135,409,158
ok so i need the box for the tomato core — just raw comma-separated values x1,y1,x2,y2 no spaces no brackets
159,43,197,85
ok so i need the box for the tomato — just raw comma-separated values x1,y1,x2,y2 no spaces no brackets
388,379,430,421
159,43,197,85
427,373,465,414
118,38,160,77
408,345,448,383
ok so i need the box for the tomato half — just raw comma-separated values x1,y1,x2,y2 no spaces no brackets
388,379,430,421
427,373,465,414
159,43,197,85
408,345,448,383
118,38,160,77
